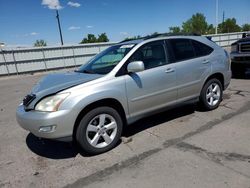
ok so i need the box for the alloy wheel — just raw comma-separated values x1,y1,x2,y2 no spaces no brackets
86,114,118,148
206,83,221,107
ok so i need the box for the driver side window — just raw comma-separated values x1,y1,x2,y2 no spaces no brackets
130,41,168,70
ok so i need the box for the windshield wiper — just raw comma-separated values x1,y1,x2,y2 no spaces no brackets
83,69,95,74
74,69,95,74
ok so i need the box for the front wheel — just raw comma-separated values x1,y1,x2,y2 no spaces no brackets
199,78,223,111
76,107,123,155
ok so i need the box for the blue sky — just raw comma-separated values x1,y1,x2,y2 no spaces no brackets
0,0,249,47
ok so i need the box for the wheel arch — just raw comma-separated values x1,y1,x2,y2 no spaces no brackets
203,72,225,90
73,98,127,140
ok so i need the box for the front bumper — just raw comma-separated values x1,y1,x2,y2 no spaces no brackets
231,53,250,67
16,105,76,141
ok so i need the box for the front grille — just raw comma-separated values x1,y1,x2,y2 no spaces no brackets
240,42,250,53
234,56,250,61
23,94,36,106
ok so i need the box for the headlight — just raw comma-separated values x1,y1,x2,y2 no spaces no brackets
35,93,70,112
231,45,237,52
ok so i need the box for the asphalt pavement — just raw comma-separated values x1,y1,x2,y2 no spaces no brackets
0,70,250,188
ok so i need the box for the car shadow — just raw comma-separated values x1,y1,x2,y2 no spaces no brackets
232,68,250,79
25,103,203,159
26,133,78,159
123,104,196,137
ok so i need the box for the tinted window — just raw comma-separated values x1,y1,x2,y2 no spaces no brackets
77,44,134,74
130,41,167,70
191,40,213,57
169,39,195,61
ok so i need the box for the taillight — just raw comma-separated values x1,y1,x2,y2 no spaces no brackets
224,50,231,70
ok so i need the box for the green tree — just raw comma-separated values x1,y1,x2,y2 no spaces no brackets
207,24,215,34
123,35,142,41
34,40,47,47
151,32,159,36
169,26,181,34
80,34,97,44
182,13,209,34
218,18,241,33
242,24,250,31
97,33,109,42
80,33,110,44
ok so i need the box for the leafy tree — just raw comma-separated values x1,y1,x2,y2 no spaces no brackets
169,26,181,34
218,18,241,33
182,13,209,35
34,40,47,47
207,24,215,34
97,33,109,42
80,34,97,44
80,33,110,44
123,35,142,41
242,24,250,31
151,32,159,36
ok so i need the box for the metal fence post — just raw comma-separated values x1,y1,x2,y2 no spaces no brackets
12,51,19,75
61,46,66,69
1,49,10,76
72,45,77,68
42,47,48,71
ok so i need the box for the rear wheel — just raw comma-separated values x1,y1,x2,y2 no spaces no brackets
76,107,123,155
199,78,223,111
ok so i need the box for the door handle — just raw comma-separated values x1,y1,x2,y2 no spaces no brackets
202,59,210,64
165,68,175,73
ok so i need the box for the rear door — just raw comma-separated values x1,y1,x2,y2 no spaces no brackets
167,38,213,102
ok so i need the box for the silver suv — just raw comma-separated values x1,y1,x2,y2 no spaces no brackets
16,34,231,154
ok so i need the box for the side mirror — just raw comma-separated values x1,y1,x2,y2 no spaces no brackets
127,61,145,73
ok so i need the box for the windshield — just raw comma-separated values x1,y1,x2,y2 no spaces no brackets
77,44,135,75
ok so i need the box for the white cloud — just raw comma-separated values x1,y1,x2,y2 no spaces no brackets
120,32,129,36
22,32,39,37
67,1,81,8
86,25,93,29
68,26,81,30
30,32,39,36
42,0,62,10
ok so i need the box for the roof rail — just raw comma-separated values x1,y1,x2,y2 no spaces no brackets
119,32,201,43
144,32,201,40
119,37,144,43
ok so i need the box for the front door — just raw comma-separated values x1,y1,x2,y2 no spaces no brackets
124,41,177,118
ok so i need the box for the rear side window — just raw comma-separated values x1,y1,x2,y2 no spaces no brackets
169,39,195,62
191,40,213,57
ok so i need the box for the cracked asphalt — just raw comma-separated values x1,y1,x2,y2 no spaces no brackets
0,70,250,188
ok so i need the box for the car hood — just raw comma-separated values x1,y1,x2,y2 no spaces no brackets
232,37,250,45
31,71,103,96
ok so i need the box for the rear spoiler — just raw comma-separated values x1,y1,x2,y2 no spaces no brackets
206,36,212,41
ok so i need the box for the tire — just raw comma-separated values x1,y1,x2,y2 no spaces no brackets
76,106,123,155
199,78,223,111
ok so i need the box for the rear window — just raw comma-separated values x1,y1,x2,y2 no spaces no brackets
191,40,213,57
169,39,195,62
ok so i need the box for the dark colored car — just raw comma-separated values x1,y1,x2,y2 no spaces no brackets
230,32,250,77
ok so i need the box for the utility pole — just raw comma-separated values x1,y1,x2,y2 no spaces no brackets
215,0,218,34
56,9,64,45
222,11,225,23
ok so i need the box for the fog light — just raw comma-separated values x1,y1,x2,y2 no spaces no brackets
39,125,56,133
